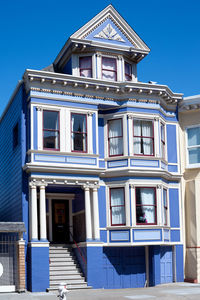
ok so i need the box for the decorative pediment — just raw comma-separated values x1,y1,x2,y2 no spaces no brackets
70,5,150,52
94,24,125,43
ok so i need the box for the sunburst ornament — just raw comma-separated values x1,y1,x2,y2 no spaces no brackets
94,24,125,43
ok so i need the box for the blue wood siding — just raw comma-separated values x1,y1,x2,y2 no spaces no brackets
0,86,24,221
167,124,177,163
169,188,180,228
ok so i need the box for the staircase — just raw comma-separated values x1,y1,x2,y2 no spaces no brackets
49,244,91,290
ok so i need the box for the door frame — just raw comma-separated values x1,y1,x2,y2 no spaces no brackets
46,193,74,242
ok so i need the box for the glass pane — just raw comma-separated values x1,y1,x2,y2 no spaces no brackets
137,188,155,205
108,119,122,137
188,127,200,146
43,131,59,149
80,69,92,78
125,62,131,75
134,120,142,136
143,137,153,155
102,70,116,81
72,133,86,151
161,124,165,141
102,57,116,71
112,206,125,225
189,148,200,164
141,120,153,137
163,189,167,207
136,206,155,224
43,111,59,130
80,57,92,69
111,188,124,206
133,137,142,154
109,137,123,156
72,114,86,132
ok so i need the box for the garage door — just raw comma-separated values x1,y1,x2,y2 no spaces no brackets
160,246,173,284
103,247,146,289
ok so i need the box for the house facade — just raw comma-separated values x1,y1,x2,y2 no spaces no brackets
179,95,200,283
0,5,184,292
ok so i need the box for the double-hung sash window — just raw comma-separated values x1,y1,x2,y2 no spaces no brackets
79,56,92,78
187,126,200,164
110,188,125,226
102,57,117,81
43,110,59,150
133,119,154,156
136,187,157,225
108,119,123,156
125,62,132,81
160,123,166,159
163,188,168,226
71,113,87,152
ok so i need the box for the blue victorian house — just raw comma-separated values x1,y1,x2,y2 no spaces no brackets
0,5,183,292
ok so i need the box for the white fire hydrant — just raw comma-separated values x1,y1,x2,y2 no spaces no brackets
58,282,68,300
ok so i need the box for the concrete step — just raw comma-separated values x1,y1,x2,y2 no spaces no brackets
50,261,77,267
49,250,72,255
50,274,83,280
50,270,81,275
50,257,75,262
48,284,92,291
50,279,86,285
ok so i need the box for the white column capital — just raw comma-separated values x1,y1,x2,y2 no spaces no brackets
87,111,94,117
130,184,135,189
40,184,47,240
127,114,134,119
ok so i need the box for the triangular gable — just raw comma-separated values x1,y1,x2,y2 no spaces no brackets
71,5,150,52
85,18,133,47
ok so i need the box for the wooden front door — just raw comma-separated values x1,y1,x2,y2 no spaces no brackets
52,200,69,242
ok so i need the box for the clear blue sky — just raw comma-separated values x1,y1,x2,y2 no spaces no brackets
0,0,200,116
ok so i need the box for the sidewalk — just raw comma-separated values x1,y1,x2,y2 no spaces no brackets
1,283,200,300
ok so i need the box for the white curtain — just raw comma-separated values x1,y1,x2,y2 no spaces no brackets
102,57,116,81
71,115,75,150
133,120,141,154
80,57,92,78
142,121,153,155
140,188,155,223
111,189,125,225
109,119,123,156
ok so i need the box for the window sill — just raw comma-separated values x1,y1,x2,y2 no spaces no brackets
27,149,99,157
186,164,200,170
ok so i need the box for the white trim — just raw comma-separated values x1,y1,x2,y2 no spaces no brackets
29,242,49,247
0,286,16,293
37,107,43,150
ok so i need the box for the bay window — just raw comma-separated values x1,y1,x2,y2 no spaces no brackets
71,113,87,152
125,62,132,81
43,110,59,150
102,57,117,81
133,119,154,156
187,126,200,164
160,123,166,159
110,188,125,226
136,187,157,225
79,56,92,78
163,188,168,226
108,119,123,156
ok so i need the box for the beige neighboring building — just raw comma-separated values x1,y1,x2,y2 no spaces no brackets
179,95,200,283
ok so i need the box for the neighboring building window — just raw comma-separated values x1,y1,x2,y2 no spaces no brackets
79,56,92,78
136,187,157,225
160,123,166,159
13,122,19,149
187,126,200,164
133,119,154,156
163,188,168,226
102,57,117,81
125,62,132,81
43,110,59,150
108,119,123,156
71,113,87,152
110,188,125,226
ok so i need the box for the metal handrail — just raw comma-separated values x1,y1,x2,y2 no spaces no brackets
69,231,87,265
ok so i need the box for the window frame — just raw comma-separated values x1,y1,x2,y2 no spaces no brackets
110,187,126,226
43,110,60,151
133,118,155,156
101,56,117,81
124,61,132,81
71,112,87,153
79,56,92,78
107,118,123,157
160,122,166,160
186,125,200,166
163,188,168,226
135,186,157,225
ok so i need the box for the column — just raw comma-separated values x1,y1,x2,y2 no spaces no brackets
84,186,92,240
17,233,25,292
92,187,100,240
30,184,38,241
40,185,47,240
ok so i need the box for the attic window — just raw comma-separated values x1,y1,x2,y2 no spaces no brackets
102,57,117,81
79,56,92,78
